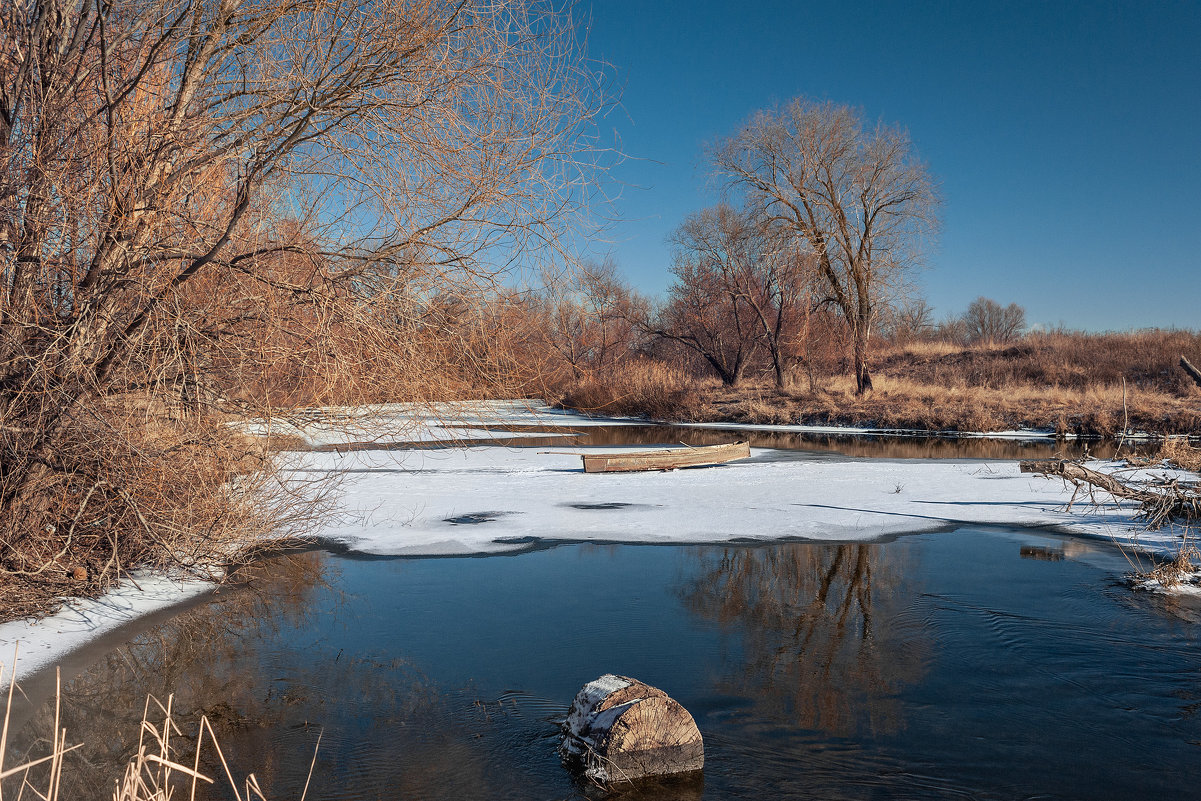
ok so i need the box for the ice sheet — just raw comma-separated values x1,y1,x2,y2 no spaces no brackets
233,400,637,448
299,446,1177,556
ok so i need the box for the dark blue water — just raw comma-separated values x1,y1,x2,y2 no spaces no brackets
12,528,1201,800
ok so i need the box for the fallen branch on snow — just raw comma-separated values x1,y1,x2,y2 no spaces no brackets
1020,459,1201,530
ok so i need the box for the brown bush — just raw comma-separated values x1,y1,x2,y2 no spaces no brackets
557,360,707,420
0,0,603,617
1161,438,1201,473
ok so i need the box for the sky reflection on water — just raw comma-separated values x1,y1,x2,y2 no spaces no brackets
11,529,1201,800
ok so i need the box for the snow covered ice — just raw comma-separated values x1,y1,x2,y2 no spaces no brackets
299,444,1161,556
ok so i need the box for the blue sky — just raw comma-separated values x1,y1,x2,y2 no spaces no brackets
580,0,1201,331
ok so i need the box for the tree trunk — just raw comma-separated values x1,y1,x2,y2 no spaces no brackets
703,354,742,386
769,342,787,389
852,330,872,395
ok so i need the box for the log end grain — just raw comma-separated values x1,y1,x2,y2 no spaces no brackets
562,675,704,784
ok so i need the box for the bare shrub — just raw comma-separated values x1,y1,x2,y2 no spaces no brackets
534,259,649,384
886,298,936,344
1160,438,1201,473
0,0,604,613
961,297,1026,343
558,360,701,420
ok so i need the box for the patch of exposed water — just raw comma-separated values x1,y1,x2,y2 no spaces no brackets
9,528,1201,801
314,422,1156,462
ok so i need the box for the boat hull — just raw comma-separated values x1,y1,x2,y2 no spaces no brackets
580,441,750,473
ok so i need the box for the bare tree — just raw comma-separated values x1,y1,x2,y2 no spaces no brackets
754,230,824,389
541,257,645,380
888,297,936,344
0,0,603,604
662,204,821,388
711,98,940,394
646,206,764,386
961,297,1026,343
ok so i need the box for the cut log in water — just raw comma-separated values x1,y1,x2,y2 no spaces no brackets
562,675,704,784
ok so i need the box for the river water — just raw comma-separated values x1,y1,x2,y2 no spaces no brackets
7,430,1198,800
317,421,1152,461
10,528,1201,800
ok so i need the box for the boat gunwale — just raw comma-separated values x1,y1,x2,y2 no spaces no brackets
580,441,750,473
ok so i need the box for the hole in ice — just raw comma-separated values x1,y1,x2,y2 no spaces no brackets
443,511,518,525
563,502,655,511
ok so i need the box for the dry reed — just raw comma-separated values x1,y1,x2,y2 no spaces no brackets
1,654,314,801
1160,438,1201,473
557,360,709,420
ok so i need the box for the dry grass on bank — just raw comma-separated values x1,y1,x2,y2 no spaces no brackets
556,371,1200,436
688,377,1197,436
555,331,1201,436
1160,438,1201,472
878,329,1201,395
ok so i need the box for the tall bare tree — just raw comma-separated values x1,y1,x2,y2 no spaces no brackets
711,98,939,394
0,0,603,603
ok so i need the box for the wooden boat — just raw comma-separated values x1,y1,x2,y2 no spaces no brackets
581,441,750,473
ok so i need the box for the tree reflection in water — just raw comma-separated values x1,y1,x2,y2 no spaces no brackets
680,542,930,737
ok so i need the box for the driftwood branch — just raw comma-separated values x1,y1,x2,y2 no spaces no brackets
1020,460,1158,502
1021,459,1201,528
1181,356,1201,389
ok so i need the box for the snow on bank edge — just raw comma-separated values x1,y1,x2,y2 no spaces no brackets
0,574,211,684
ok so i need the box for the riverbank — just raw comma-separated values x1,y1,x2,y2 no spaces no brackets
559,374,1201,438
555,332,1201,437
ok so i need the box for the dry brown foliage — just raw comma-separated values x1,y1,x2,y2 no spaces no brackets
557,360,707,421
0,0,605,616
1161,438,1201,473
876,329,1201,395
